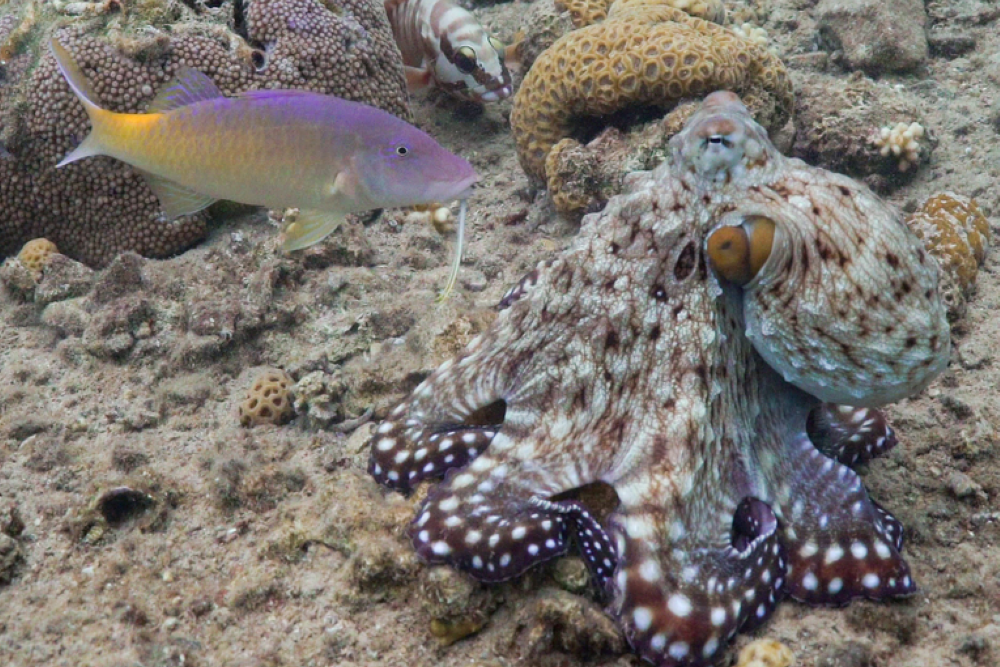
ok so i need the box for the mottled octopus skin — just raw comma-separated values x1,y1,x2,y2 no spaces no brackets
369,92,949,666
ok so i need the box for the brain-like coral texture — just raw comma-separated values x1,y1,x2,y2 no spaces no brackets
510,0,793,190
0,0,408,268
557,0,725,29
239,369,296,427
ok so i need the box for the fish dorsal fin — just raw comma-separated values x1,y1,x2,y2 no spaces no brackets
137,170,217,218
147,67,223,113
281,209,348,252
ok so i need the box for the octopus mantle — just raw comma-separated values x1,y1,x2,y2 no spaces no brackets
368,92,950,666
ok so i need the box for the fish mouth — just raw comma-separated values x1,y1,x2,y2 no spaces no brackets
478,84,513,103
436,172,478,202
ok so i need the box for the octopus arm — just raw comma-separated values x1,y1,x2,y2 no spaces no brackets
754,428,914,605
806,403,898,467
368,335,510,492
407,445,617,583
608,496,786,666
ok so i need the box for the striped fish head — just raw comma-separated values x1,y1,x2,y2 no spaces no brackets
435,32,513,103
355,126,478,208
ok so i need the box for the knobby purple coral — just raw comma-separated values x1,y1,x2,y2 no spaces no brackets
368,91,950,666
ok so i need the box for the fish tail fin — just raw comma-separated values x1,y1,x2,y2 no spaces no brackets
50,37,113,167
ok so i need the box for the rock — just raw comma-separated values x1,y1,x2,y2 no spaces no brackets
947,471,984,501
33,254,94,305
0,258,39,300
817,641,875,667
40,299,90,337
90,252,146,305
817,0,928,74
927,30,976,58
791,72,931,184
500,589,625,661
0,533,24,585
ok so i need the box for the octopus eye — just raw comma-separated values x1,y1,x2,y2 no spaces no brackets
489,36,505,61
707,135,731,147
455,46,477,74
706,215,776,285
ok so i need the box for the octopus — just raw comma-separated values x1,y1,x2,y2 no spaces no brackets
368,92,950,666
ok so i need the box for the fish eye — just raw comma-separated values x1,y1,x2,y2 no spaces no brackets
455,46,477,74
394,144,409,157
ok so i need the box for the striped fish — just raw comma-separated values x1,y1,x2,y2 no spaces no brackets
386,0,514,103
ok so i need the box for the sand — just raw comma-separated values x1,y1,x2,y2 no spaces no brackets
1,0,1000,665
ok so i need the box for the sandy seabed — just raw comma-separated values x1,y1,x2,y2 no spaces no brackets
2,0,1000,665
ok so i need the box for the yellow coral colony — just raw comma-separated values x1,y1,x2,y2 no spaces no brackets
510,0,793,185
905,192,990,295
239,370,296,427
557,0,726,28
735,638,795,667
16,238,59,276
873,121,924,172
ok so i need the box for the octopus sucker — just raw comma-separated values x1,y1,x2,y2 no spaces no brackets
369,91,948,665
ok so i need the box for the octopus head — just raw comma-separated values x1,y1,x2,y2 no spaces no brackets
670,91,769,182
705,201,949,406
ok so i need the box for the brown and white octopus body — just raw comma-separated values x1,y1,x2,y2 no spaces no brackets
368,92,950,666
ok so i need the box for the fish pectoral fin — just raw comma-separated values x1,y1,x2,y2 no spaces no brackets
281,209,348,252
404,66,433,92
139,170,218,218
504,40,523,72
147,67,223,113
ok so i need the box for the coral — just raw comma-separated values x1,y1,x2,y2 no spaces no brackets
543,117,677,217
16,238,59,276
557,0,725,29
405,202,455,235
872,121,924,172
0,0,409,268
510,0,793,207
791,73,933,190
905,192,991,321
736,639,795,667
239,370,296,427
732,22,769,47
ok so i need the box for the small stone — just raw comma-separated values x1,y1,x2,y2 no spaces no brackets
947,471,983,500
552,557,591,593
1,505,25,538
817,640,875,667
957,632,991,662
0,534,24,585
34,255,95,305
939,394,973,420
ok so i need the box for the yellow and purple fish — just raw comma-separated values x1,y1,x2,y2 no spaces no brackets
49,38,478,262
